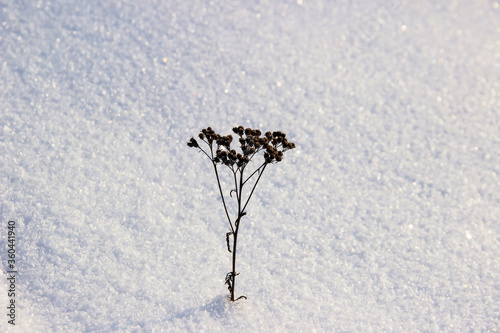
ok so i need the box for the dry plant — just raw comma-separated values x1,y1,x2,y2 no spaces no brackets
188,126,295,301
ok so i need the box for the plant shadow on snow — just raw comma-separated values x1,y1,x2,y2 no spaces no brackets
170,295,234,321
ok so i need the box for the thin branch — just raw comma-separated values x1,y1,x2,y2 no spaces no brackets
233,169,240,202
197,147,213,161
242,161,266,186
209,145,234,233
241,162,268,213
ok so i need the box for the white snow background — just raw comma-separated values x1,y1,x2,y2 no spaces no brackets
1,0,499,331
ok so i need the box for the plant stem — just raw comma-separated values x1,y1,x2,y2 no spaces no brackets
227,163,268,301
242,163,268,213
231,167,244,301
212,160,234,233
242,161,266,186
231,227,238,301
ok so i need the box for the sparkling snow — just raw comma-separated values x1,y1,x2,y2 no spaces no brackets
1,0,499,331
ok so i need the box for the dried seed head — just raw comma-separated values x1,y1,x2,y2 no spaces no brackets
232,126,244,136
216,134,233,149
187,137,199,148
284,140,296,150
244,147,255,155
190,127,294,167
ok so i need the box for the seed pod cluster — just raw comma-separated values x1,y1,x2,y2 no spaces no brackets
188,126,295,167
187,137,199,148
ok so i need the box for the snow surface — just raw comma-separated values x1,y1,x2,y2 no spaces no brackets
1,0,499,331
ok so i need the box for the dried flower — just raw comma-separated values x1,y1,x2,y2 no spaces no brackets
187,137,199,148
187,126,295,301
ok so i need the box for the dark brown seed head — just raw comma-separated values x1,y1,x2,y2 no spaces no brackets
237,126,244,136
187,137,199,148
